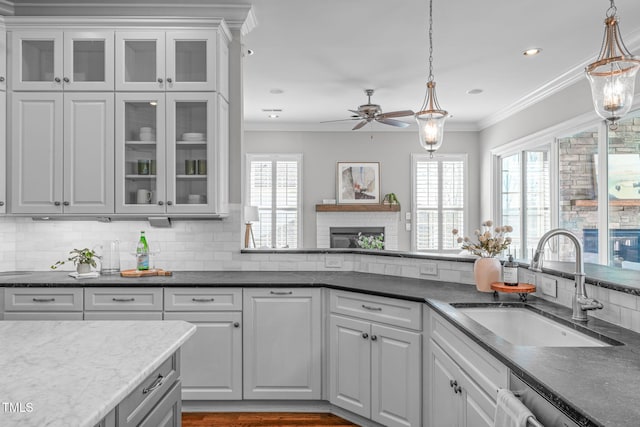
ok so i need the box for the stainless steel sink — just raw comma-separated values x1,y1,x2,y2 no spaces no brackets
453,305,620,347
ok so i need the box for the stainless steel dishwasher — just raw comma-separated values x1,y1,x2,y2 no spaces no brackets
510,372,581,427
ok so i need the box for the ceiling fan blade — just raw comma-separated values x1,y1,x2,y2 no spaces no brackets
376,117,410,128
320,118,361,123
348,109,362,115
352,120,369,130
377,110,415,119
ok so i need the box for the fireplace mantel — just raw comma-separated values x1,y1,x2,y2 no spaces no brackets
315,204,400,212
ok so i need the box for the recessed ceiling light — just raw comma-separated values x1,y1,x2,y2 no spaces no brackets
466,89,483,95
523,48,542,56
268,114,279,119
270,89,284,94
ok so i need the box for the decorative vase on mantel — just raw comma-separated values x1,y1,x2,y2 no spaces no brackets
76,263,91,274
473,257,501,292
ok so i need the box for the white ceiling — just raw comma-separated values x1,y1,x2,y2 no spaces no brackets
242,0,640,132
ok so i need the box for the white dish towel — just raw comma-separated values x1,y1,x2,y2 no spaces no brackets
494,388,536,427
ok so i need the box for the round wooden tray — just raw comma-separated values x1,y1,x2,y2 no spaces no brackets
490,282,536,302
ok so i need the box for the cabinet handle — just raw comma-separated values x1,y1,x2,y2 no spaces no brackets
112,297,135,302
361,304,382,311
32,297,55,303
454,385,462,394
0,76,5,82
371,335,378,341
63,201,70,206
157,201,164,206
157,78,163,83
54,77,61,83
362,332,369,339
142,374,164,394
233,322,240,328
63,77,70,83
192,298,215,302
167,201,173,206
0,201,4,206
166,77,172,83
270,291,293,295
449,380,457,388
54,201,61,206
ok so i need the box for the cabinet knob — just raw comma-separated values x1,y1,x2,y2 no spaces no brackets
54,77,61,83
167,201,173,206
63,201,70,206
362,332,369,339
157,78,163,83
63,77,70,83
54,201,61,206
454,385,462,394
0,76,5,82
371,335,378,341
157,201,164,206
233,322,240,328
449,380,457,388
0,201,4,206
166,77,173,83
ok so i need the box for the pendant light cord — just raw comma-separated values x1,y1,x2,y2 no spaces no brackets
607,0,616,18
428,0,434,82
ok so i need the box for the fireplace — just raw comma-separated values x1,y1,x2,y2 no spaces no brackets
330,227,384,249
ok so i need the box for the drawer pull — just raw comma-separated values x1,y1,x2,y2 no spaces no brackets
142,374,164,394
32,297,56,303
270,291,293,295
192,298,215,302
112,297,136,302
362,304,382,311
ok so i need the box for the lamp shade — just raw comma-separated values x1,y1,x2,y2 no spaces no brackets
244,206,260,222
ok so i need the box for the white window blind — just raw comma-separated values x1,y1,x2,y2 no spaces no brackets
247,154,301,248
413,155,466,251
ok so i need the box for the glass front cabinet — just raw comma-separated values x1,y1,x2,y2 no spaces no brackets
115,92,222,215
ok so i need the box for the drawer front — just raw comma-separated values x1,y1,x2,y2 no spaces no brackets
431,310,508,398
164,287,242,311
139,380,181,427
85,288,162,311
4,288,83,312
118,352,179,427
330,290,422,331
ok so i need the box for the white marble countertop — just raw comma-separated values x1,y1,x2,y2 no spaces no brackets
0,320,195,427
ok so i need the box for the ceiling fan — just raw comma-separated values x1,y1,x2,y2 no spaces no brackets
322,89,414,130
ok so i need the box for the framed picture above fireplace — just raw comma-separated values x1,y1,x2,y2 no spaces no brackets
337,162,380,204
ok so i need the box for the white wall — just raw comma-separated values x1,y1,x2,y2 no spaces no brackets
244,129,481,249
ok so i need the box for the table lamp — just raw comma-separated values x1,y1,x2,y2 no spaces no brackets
244,206,260,248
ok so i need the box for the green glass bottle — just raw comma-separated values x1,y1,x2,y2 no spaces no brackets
136,231,149,271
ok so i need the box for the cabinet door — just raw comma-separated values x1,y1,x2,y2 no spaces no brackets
0,29,6,91
329,314,371,419
115,92,166,214
63,92,114,214
165,30,216,92
10,92,64,214
459,369,495,427
429,341,461,427
216,32,229,101
243,288,321,399
164,311,242,400
63,31,114,91
165,92,215,213
10,31,64,91
0,91,5,213
115,31,165,91
371,324,421,427
215,95,229,214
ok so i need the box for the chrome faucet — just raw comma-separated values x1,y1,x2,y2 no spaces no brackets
530,228,603,322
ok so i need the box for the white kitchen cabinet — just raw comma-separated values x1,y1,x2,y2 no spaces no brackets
115,91,225,215
243,288,322,400
329,314,421,427
10,91,114,214
164,287,243,401
427,309,508,427
10,30,114,91
0,25,6,91
3,287,83,320
84,287,163,320
115,30,218,92
0,91,6,214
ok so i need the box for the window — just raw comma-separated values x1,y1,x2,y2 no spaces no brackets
412,154,466,252
498,148,551,259
246,154,302,248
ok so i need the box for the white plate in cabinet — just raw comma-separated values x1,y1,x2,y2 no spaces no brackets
84,288,162,311
164,288,242,311
330,290,422,331
4,287,83,311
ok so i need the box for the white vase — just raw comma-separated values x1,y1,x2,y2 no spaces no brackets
473,257,501,292
76,263,91,274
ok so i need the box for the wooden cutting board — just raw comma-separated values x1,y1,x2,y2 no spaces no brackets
120,268,172,277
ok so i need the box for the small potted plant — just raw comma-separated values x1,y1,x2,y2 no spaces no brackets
51,248,101,274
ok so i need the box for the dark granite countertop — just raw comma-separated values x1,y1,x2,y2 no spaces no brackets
1,270,639,426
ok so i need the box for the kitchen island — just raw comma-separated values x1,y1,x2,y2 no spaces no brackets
0,320,195,427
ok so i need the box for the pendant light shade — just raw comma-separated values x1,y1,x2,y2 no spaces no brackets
415,0,448,157
586,1,640,130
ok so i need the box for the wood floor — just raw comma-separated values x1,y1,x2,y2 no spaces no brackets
182,412,360,427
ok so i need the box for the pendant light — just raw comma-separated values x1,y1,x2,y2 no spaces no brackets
585,0,640,130
415,0,449,157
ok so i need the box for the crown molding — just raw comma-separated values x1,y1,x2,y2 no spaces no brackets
5,15,229,30
0,0,14,15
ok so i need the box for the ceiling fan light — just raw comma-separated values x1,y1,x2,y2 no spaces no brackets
585,4,640,129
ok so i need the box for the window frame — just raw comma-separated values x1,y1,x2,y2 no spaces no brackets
245,153,303,249
411,153,469,253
